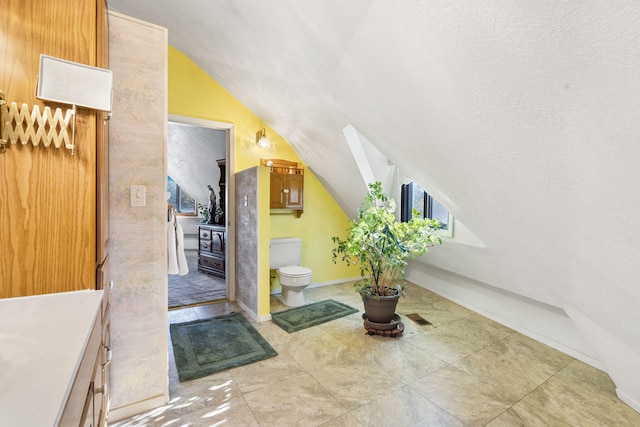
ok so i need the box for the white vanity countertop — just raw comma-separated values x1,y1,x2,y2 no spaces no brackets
0,289,103,426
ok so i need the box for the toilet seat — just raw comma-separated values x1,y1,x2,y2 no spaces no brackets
279,266,312,277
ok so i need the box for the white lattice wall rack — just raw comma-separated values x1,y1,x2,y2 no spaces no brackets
0,91,76,154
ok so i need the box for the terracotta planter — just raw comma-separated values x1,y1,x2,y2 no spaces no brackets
360,292,400,323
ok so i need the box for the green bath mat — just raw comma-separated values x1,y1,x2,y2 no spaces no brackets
170,312,277,381
271,299,359,333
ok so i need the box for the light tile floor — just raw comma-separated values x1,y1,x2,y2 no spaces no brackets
111,281,640,426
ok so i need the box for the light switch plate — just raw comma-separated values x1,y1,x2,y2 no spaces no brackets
131,185,146,207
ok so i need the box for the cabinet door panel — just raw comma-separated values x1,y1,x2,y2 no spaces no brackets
270,174,287,208
59,314,102,426
285,174,304,209
212,232,225,255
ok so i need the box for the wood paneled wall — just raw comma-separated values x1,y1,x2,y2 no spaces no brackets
0,0,102,297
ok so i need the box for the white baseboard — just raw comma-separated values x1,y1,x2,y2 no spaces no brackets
617,388,640,413
235,297,272,322
269,276,361,295
406,263,603,370
235,298,260,323
309,277,362,288
108,393,168,424
259,312,273,322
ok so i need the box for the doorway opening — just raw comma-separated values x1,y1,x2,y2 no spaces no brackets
167,115,236,309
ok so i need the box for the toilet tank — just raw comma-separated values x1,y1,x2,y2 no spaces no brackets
269,237,302,269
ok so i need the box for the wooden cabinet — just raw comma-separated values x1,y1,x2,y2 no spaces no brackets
270,172,304,210
262,158,304,217
98,294,111,427
59,314,101,426
57,290,110,427
0,0,110,298
97,258,112,426
198,225,226,278
96,0,110,268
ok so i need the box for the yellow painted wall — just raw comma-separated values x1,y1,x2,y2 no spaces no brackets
167,46,357,311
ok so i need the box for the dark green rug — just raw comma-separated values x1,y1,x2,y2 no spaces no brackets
170,312,277,381
271,299,359,333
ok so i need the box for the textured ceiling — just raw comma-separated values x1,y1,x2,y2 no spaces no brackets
107,0,484,218
167,122,226,205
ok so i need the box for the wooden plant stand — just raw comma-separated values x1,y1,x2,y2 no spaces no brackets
362,313,405,337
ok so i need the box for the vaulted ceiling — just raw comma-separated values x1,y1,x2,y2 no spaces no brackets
167,122,226,205
107,0,640,409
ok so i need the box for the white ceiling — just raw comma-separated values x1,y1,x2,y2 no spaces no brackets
108,0,640,405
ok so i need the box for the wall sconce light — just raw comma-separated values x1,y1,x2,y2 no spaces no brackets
0,54,112,155
256,127,271,149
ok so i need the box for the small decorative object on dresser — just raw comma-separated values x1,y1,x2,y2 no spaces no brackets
206,184,217,224
198,224,226,278
216,159,226,225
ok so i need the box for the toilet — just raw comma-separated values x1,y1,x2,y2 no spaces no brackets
270,237,312,307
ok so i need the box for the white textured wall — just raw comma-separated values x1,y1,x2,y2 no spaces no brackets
108,12,169,420
176,216,200,250
398,2,640,411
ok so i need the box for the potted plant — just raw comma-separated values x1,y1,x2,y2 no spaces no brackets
198,203,209,224
332,182,442,328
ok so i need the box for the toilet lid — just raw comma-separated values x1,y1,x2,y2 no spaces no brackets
279,266,311,277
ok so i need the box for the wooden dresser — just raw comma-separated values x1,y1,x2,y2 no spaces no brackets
198,225,226,278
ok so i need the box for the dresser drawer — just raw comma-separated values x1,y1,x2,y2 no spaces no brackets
199,253,225,273
199,228,213,241
200,240,212,253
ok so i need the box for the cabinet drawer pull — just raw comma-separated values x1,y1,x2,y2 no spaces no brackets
95,381,108,396
103,344,112,366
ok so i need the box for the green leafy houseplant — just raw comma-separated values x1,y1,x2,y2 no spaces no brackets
332,182,442,298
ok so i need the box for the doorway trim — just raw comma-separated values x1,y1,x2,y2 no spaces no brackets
168,114,236,301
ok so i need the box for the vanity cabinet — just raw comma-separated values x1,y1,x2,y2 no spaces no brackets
0,290,109,426
59,311,102,426
59,289,111,427
198,225,226,278
98,263,112,426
